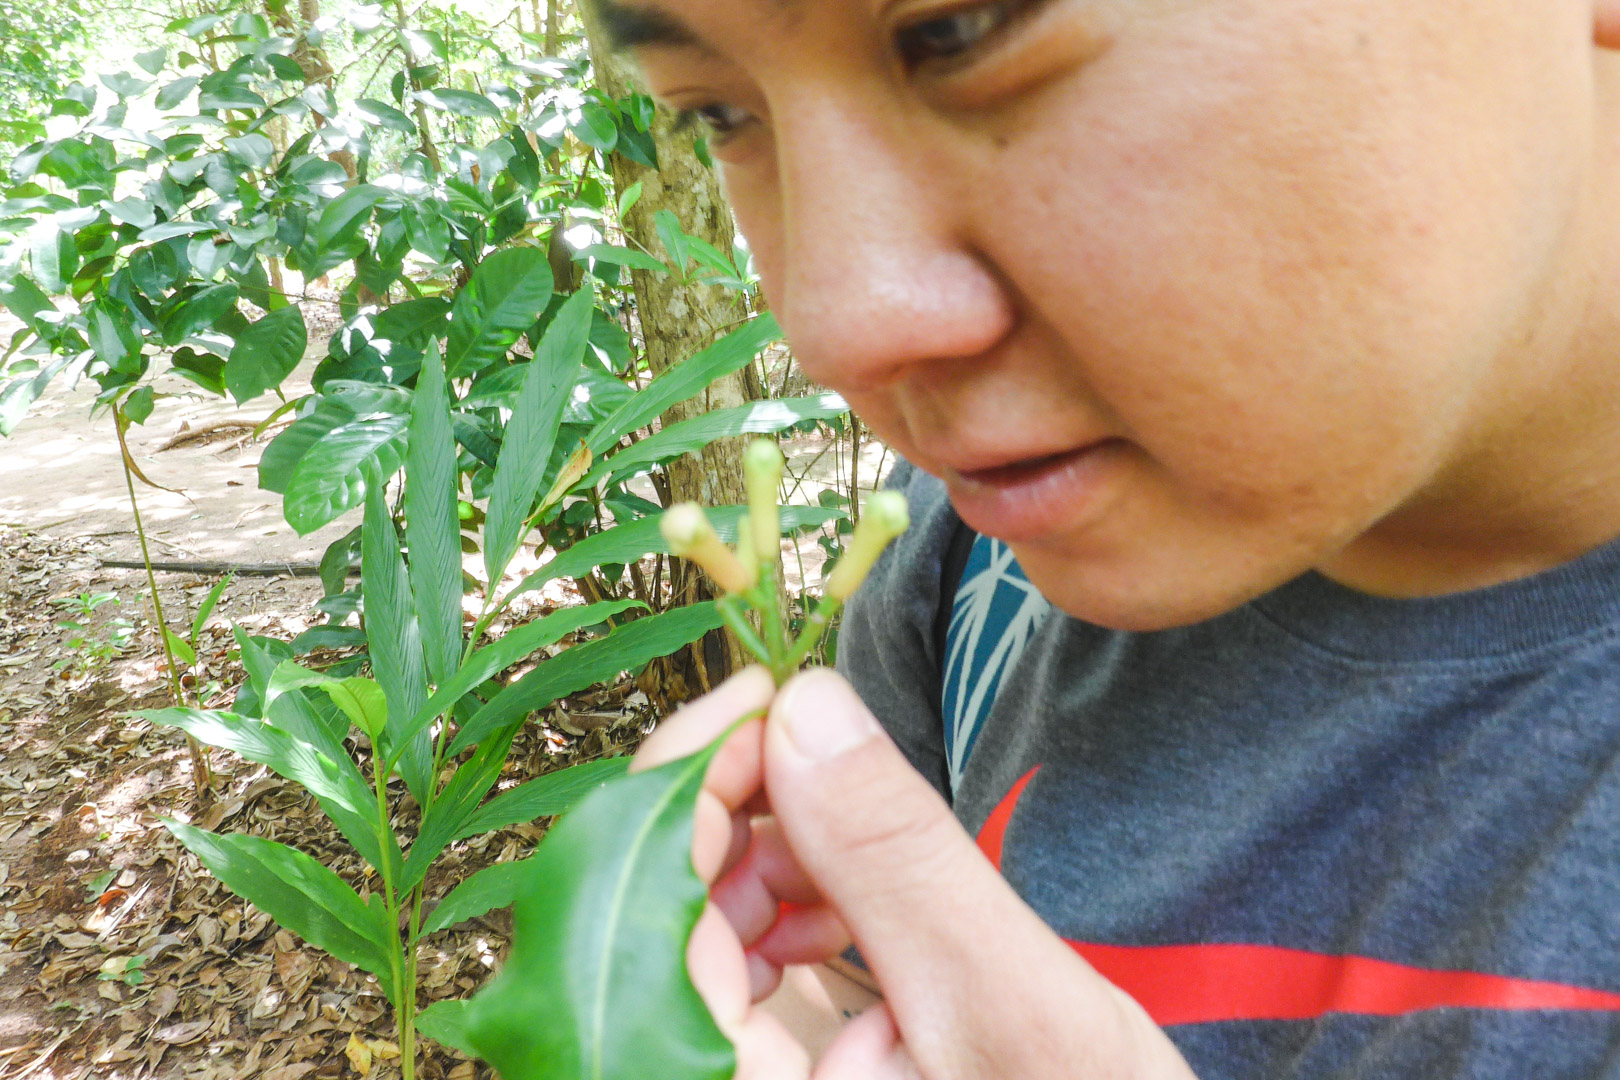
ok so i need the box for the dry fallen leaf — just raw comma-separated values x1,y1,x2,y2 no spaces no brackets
345,1032,373,1076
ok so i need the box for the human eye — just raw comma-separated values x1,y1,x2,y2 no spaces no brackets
673,102,757,146
893,0,1030,72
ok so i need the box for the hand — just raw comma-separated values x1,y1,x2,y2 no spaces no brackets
633,667,1199,1080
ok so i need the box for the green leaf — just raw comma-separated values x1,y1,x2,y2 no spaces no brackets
504,505,843,607
155,76,199,110
420,88,501,120
316,185,386,251
104,198,157,230
575,244,668,275
191,573,233,640
282,413,409,535
654,210,691,274
226,305,306,404
387,599,642,772
616,181,643,219
406,342,462,689
0,276,58,337
425,857,532,934
584,314,781,456
483,289,592,586
362,467,432,802
162,627,197,668
269,663,390,740
444,247,553,378
258,384,411,495
137,220,216,243
163,283,239,345
353,98,416,135
224,134,275,170
90,303,142,375
124,386,156,426
141,708,389,870
453,758,630,846
163,821,400,1006
590,393,847,490
573,102,618,154
449,602,724,757
417,999,477,1057
463,740,735,1080
1,355,72,437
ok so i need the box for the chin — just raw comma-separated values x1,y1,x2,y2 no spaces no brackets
1012,544,1286,633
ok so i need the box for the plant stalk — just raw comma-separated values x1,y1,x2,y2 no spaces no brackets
116,406,212,795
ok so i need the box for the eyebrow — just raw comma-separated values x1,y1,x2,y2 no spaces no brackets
594,0,703,50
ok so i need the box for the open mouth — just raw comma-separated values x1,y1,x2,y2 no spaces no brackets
942,439,1125,542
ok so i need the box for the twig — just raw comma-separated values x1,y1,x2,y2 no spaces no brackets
99,558,348,578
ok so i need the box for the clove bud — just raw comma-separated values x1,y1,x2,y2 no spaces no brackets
660,503,757,594
824,491,910,601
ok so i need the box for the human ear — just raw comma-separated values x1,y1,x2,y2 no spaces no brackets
1596,0,1620,49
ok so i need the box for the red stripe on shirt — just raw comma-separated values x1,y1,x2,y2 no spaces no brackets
976,767,1620,1025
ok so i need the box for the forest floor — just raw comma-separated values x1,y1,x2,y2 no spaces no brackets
0,356,887,1079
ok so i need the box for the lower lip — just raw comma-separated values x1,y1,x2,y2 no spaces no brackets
943,440,1125,543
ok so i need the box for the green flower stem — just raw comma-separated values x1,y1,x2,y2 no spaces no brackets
370,739,414,1080
779,596,844,674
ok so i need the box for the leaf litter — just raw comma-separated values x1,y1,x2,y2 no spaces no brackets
0,525,660,1080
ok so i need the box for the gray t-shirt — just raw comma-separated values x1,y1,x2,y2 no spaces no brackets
838,462,1620,1079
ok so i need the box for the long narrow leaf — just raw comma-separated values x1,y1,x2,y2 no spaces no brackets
362,466,432,802
405,342,463,687
483,288,593,588
423,857,534,934
583,394,847,490
403,718,523,891
463,740,735,1079
145,706,397,878
190,573,233,641
165,822,400,1006
503,505,846,610
447,602,723,757
583,314,780,457
387,599,643,772
453,757,629,844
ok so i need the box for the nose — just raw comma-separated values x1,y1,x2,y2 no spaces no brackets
770,96,1016,392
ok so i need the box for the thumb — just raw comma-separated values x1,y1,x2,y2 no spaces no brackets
762,672,1062,1052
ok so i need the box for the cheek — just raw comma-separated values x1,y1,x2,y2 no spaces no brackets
974,2,1558,517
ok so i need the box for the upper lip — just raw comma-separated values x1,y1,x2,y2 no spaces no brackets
924,439,1111,479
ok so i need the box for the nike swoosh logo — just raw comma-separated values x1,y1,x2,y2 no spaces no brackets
977,767,1620,1025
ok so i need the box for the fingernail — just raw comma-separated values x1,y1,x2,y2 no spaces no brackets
780,672,878,761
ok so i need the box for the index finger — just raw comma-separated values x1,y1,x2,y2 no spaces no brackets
633,665,776,813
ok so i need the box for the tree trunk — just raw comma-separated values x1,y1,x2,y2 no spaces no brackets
581,10,766,686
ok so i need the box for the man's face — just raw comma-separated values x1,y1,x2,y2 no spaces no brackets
623,0,1599,628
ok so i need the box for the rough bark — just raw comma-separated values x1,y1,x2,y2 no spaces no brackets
581,10,766,685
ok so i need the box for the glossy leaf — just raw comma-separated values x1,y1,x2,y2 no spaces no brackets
587,393,848,489
283,413,409,535
226,305,306,404
317,184,386,250
162,283,238,345
362,467,432,802
449,602,724,756
483,288,592,586
463,739,736,1080
258,384,411,495
445,247,554,378
268,663,389,741
584,314,781,456
164,821,400,1006
405,343,462,687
